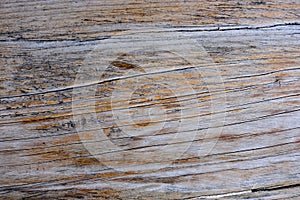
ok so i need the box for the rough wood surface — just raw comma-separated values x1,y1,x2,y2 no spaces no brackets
0,0,300,199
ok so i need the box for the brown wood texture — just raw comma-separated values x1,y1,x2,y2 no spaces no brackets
1,0,300,199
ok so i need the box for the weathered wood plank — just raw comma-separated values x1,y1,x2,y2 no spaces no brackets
0,0,300,199
0,0,299,40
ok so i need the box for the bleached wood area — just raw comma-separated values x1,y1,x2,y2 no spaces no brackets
0,0,299,199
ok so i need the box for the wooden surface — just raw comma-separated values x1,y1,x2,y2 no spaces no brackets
1,0,300,199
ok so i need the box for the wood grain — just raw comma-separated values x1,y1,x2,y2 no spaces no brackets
0,0,299,199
